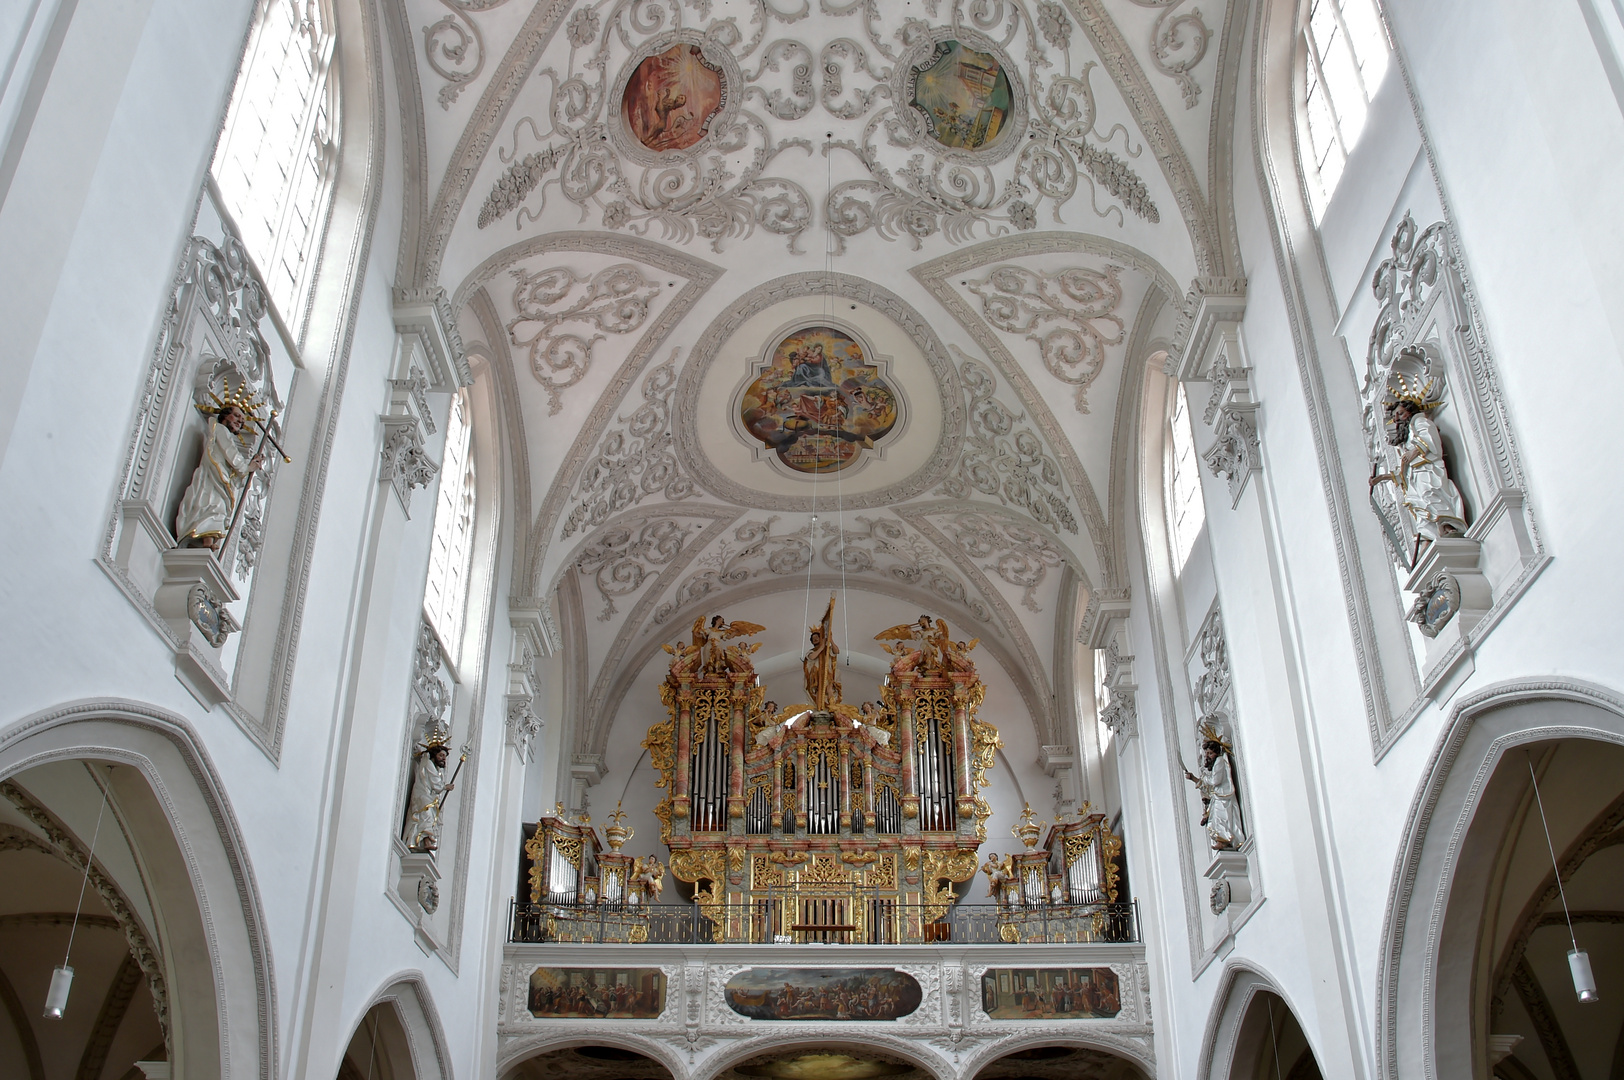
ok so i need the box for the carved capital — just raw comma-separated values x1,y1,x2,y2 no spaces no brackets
1167,276,1247,380
1202,407,1262,506
505,694,543,763
379,417,439,516
393,286,471,391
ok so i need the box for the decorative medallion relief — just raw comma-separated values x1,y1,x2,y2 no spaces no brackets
738,324,901,475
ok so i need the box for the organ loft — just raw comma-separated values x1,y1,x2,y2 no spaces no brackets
520,594,1125,946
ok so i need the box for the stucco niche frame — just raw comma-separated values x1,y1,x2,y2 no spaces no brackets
894,25,1030,167
674,272,965,512
726,313,913,482
607,29,744,169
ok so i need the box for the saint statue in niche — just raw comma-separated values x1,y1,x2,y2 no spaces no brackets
175,386,274,549
621,43,726,152
1368,348,1466,556
738,325,899,474
907,40,1014,152
405,736,461,854
1183,722,1244,851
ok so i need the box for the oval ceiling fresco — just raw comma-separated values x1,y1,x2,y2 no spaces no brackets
621,41,728,153
906,39,1016,153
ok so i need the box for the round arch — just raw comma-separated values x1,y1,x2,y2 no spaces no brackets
1375,678,1624,1080
695,1034,954,1080
959,1030,1156,1078
496,1030,687,1080
0,698,276,1080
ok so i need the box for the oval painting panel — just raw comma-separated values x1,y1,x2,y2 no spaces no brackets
622,43,727,153
907,39,1014,152
738,326,900,474
724,967,922,1020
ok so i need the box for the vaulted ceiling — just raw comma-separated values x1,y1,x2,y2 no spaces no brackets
380,0,1246,754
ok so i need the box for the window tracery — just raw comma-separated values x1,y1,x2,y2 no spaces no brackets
210,0,338,330
1299,0,1388,220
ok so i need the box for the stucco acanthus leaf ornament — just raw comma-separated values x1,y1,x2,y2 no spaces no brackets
934,352,1079,534
476,10,816,252
413,620,453,739
422,0,517,108
1202,407,1260,500
563,354,702,539
379,420,440,515
941,510,1066,612
967,263,1125,412
824,516,996,624
652,516,811,624
576,517,698,621
1098,638,1137,737
1125,0,1213,108
508,262,661,413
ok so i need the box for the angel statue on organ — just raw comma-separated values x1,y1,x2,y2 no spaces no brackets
803,593,842,711
175,385,275,550
875,614,978,674
631,856,666,903
1368,349,1467,551
692,614,766,674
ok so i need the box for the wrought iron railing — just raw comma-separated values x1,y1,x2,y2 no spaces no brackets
507,898,1139,946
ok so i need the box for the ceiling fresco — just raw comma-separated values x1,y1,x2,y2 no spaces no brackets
381,0,1246,796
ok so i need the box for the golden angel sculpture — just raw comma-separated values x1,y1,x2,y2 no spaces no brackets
663,614,765,676
875,614,979,675
803,593,841,710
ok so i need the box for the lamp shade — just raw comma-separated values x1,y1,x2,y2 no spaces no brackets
43,965,73,1018
1569,949,1600,1003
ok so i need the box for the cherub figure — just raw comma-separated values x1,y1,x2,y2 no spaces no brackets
693,614,766,674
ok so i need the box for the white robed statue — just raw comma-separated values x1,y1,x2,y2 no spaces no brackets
406,740,457,853
1369,363,1466,545
1184,723,1244,851
175,390,267,549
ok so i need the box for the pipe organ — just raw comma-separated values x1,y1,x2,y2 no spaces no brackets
642,597,1003,940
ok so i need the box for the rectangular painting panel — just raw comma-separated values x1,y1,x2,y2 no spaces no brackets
979,967,1121,1019
724,967,922,1020
527,967,666,1019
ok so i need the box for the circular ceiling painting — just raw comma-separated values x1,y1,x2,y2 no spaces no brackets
906,39,1014,152
738,325,900,475
621,42,727,153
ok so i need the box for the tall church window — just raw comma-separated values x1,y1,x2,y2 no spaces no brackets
424,390,477,658
1168,383,1206,574
210,0,338,330
1301,0,1388,220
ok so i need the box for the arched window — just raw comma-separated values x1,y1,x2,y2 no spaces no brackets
424,390,477,658
1300,0,1389,220
210,0,338,330
1168,383,1206,574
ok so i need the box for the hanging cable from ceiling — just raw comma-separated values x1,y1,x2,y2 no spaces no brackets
43,764,111,1020
1526,750,1601,1003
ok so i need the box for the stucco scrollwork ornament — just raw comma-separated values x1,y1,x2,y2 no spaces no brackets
422,0,517,108
508,262,661,413
942,510,1066,612
412,620,453,732
935,352,1078,534
576,517,696,620
563,353,703,539
1125,0,1214,108
652,516,811,624
967,264,1126,412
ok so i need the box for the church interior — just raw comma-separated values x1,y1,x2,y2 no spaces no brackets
1,0,1622,1077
